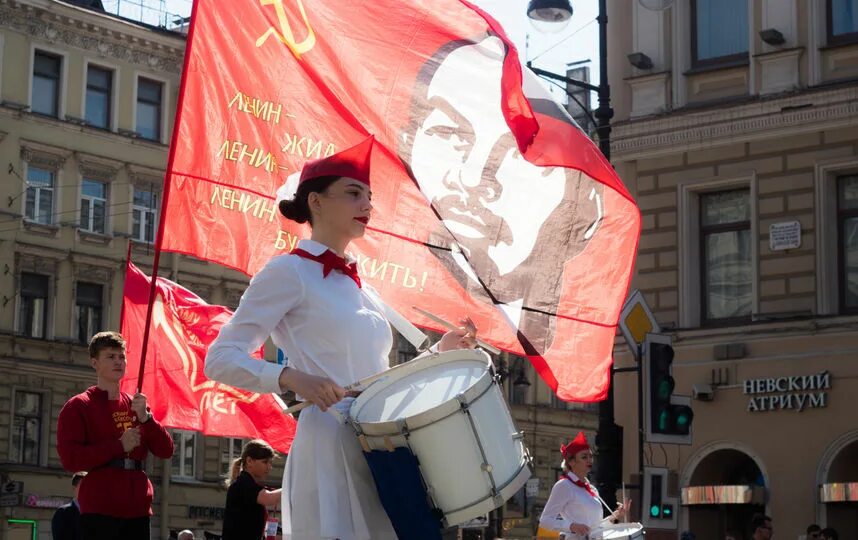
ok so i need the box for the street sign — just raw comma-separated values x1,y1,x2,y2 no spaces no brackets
619,289,660,359
2,481,23,494
0,493,22,507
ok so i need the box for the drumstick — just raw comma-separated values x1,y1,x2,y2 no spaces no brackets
412,306,501,355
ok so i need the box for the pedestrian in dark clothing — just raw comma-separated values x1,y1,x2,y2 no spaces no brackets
222,440,281,540
51,472,87,540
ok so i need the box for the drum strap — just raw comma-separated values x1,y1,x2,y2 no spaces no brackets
563,474,616,517
364,288,430,351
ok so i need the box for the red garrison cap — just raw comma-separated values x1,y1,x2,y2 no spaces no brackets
561,431,590,459
299,135,374,187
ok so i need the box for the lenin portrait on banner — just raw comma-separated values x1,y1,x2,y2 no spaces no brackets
397,34,604,355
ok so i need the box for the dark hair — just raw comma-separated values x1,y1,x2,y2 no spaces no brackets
71,471,87,486
278,175,341,224
821,528,838,540
226,439,277,486
88,331,125,359
807,525,821,534
750,514,771,531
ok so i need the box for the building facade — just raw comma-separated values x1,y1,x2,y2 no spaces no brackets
607,0,858,539
0,1,596,539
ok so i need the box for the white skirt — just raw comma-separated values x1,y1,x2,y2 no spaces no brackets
280,400,397,540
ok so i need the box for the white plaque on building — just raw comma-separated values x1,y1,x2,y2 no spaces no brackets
769,221,801,251
526,477,540,497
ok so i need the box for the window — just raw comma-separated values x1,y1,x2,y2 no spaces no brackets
25,167,55,224
508,356,531,406
838,175,858,312
222,437,245,476
691,0,749,67
395,334,418,366
76,282,103,344
828,0,858,45
136,78,162,141
85,65,112,128
172,430,196,479
132,188,158,243
80,179,108,234
700,190,752,322
32,51,61,117
11,391,43,465
18,273,49,338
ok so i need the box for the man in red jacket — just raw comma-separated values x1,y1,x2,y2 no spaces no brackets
57,331,174,540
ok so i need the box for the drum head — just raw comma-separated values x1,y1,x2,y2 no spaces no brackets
590,523,644,539
351,349,489,423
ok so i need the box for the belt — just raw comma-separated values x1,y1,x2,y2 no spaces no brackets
105,458,144,471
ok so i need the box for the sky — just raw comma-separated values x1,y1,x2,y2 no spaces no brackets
106,0,600,111
471,0,601,108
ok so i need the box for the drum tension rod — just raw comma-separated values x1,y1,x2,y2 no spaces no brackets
456,394,470,411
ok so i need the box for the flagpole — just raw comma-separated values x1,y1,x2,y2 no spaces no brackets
134,0,202,394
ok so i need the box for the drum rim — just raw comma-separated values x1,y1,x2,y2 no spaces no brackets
591,522,644,534
351,351,494,434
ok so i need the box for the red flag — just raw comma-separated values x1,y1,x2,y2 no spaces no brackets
120,261,296,453
161,0,640,401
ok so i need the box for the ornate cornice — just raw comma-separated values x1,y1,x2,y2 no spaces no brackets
0,0,184,75
73,262,112,283
76,153,121,181
127,163,164,190
20,139,72,170
612,85,858,161
15,249,64,274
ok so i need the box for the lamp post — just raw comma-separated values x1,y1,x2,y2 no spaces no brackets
527,0,621,514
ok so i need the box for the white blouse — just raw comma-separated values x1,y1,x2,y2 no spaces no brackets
205,238,398,540
539,472,604,536
205,238,392,395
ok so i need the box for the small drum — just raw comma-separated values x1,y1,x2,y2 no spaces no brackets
589,522,645,540
349,348,532,528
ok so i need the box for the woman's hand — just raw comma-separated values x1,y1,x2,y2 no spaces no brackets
612,498,632,521
569,522,590,536
437,317,478,352
278,368,345,412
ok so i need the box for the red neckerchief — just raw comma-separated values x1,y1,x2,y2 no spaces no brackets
291,248,362,288
564,473,596,497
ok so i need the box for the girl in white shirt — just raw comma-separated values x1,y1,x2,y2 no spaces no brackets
538,432,630,538
205,136,476,540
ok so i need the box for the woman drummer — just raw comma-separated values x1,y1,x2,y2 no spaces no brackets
538,432,631,538
205,135,476,540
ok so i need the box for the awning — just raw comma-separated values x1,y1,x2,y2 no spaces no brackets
819,482,858,503
681,485,765,505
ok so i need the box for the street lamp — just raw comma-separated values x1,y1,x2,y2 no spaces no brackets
527,0,621,514
526,0,573,32
527,0,612,159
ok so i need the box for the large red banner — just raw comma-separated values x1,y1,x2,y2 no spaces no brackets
161,0,640,401
121,262,296,453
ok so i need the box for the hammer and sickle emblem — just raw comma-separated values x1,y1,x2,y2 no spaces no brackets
256,0,316,57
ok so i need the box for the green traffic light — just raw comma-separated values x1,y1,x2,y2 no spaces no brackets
649,504,660,518
656,379,672,401
657,409,671,432
663,505,673,517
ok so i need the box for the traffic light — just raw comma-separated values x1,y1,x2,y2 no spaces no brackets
648,471,663,518
644,333,694,444
644,467,677,528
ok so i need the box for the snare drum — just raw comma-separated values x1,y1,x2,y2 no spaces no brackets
349,348,532,528
589,522,645,540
